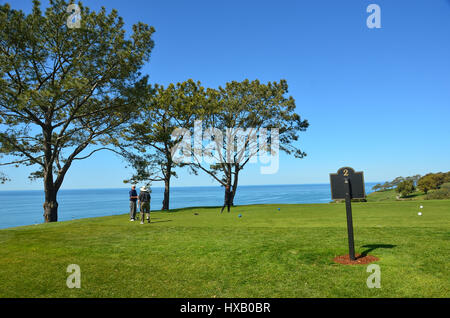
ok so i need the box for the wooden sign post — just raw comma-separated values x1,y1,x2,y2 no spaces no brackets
330,167,366,260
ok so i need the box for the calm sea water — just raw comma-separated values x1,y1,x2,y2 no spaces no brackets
0,183,378,229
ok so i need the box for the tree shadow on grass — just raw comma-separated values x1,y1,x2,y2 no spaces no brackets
159,206,222,213
150,220,172,224
359,244,396,258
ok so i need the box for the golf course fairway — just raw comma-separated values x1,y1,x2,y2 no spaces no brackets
0,200,448,298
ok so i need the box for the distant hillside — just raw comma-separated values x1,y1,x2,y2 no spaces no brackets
368,172,450,201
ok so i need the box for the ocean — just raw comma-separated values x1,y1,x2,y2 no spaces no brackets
0,183,378,229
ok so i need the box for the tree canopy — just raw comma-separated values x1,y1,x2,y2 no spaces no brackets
0,0,155,221
417,172,449,194
191,79,309,204
396,179,415,198
119,79,204,210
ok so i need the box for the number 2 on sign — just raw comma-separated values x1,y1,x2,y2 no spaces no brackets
343,169,349,176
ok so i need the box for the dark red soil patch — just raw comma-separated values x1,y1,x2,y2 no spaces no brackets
333,254,379,265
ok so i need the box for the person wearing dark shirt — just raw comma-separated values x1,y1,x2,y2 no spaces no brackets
129,185,138,221
220,185,232,213
138,186,151,224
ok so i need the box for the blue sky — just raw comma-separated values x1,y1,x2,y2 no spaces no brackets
1,0,449,190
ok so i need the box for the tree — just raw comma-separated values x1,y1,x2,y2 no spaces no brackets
381,181,392,191
191,79,309,205
0,0,155,222
120,80,203,210
417,173,445,194
0,172,7,183
390,176,405,188
396,180,415,198
0,145,9,183
371,183,382,191
405,174,421,186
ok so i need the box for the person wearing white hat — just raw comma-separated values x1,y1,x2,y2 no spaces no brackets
138,186,151,224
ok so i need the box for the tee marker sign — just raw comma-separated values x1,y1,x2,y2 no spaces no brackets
330,167,366,260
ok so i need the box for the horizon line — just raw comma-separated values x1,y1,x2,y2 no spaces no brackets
0,181,384,192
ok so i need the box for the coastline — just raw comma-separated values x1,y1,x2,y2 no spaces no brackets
0,183,379,229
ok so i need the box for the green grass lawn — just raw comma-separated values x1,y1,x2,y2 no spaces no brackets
0,200,449,298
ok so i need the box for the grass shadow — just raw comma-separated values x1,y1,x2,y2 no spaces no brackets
359,244,396,258
150,220,172,224
160,206,223,213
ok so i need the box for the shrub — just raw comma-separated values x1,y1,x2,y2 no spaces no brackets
425,188,450,200
444,172,450,183
332,198,367,203
351,198,367,202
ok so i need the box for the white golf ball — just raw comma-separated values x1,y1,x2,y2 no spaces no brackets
418,212,422,216
420,205,423,209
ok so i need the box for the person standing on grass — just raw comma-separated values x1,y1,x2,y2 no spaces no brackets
138,186,151,224
129,185,138,221
220,185,232,213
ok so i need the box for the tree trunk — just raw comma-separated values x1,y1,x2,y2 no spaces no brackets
162,178,170,210
230,188,236,206
43,184,58,222
42,124,59,223
230,165,240,206
224,164,232,206
162,168,171,211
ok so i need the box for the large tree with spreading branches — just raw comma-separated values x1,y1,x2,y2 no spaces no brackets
119,79,204,210
191,79,309,205
0,0,155,222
